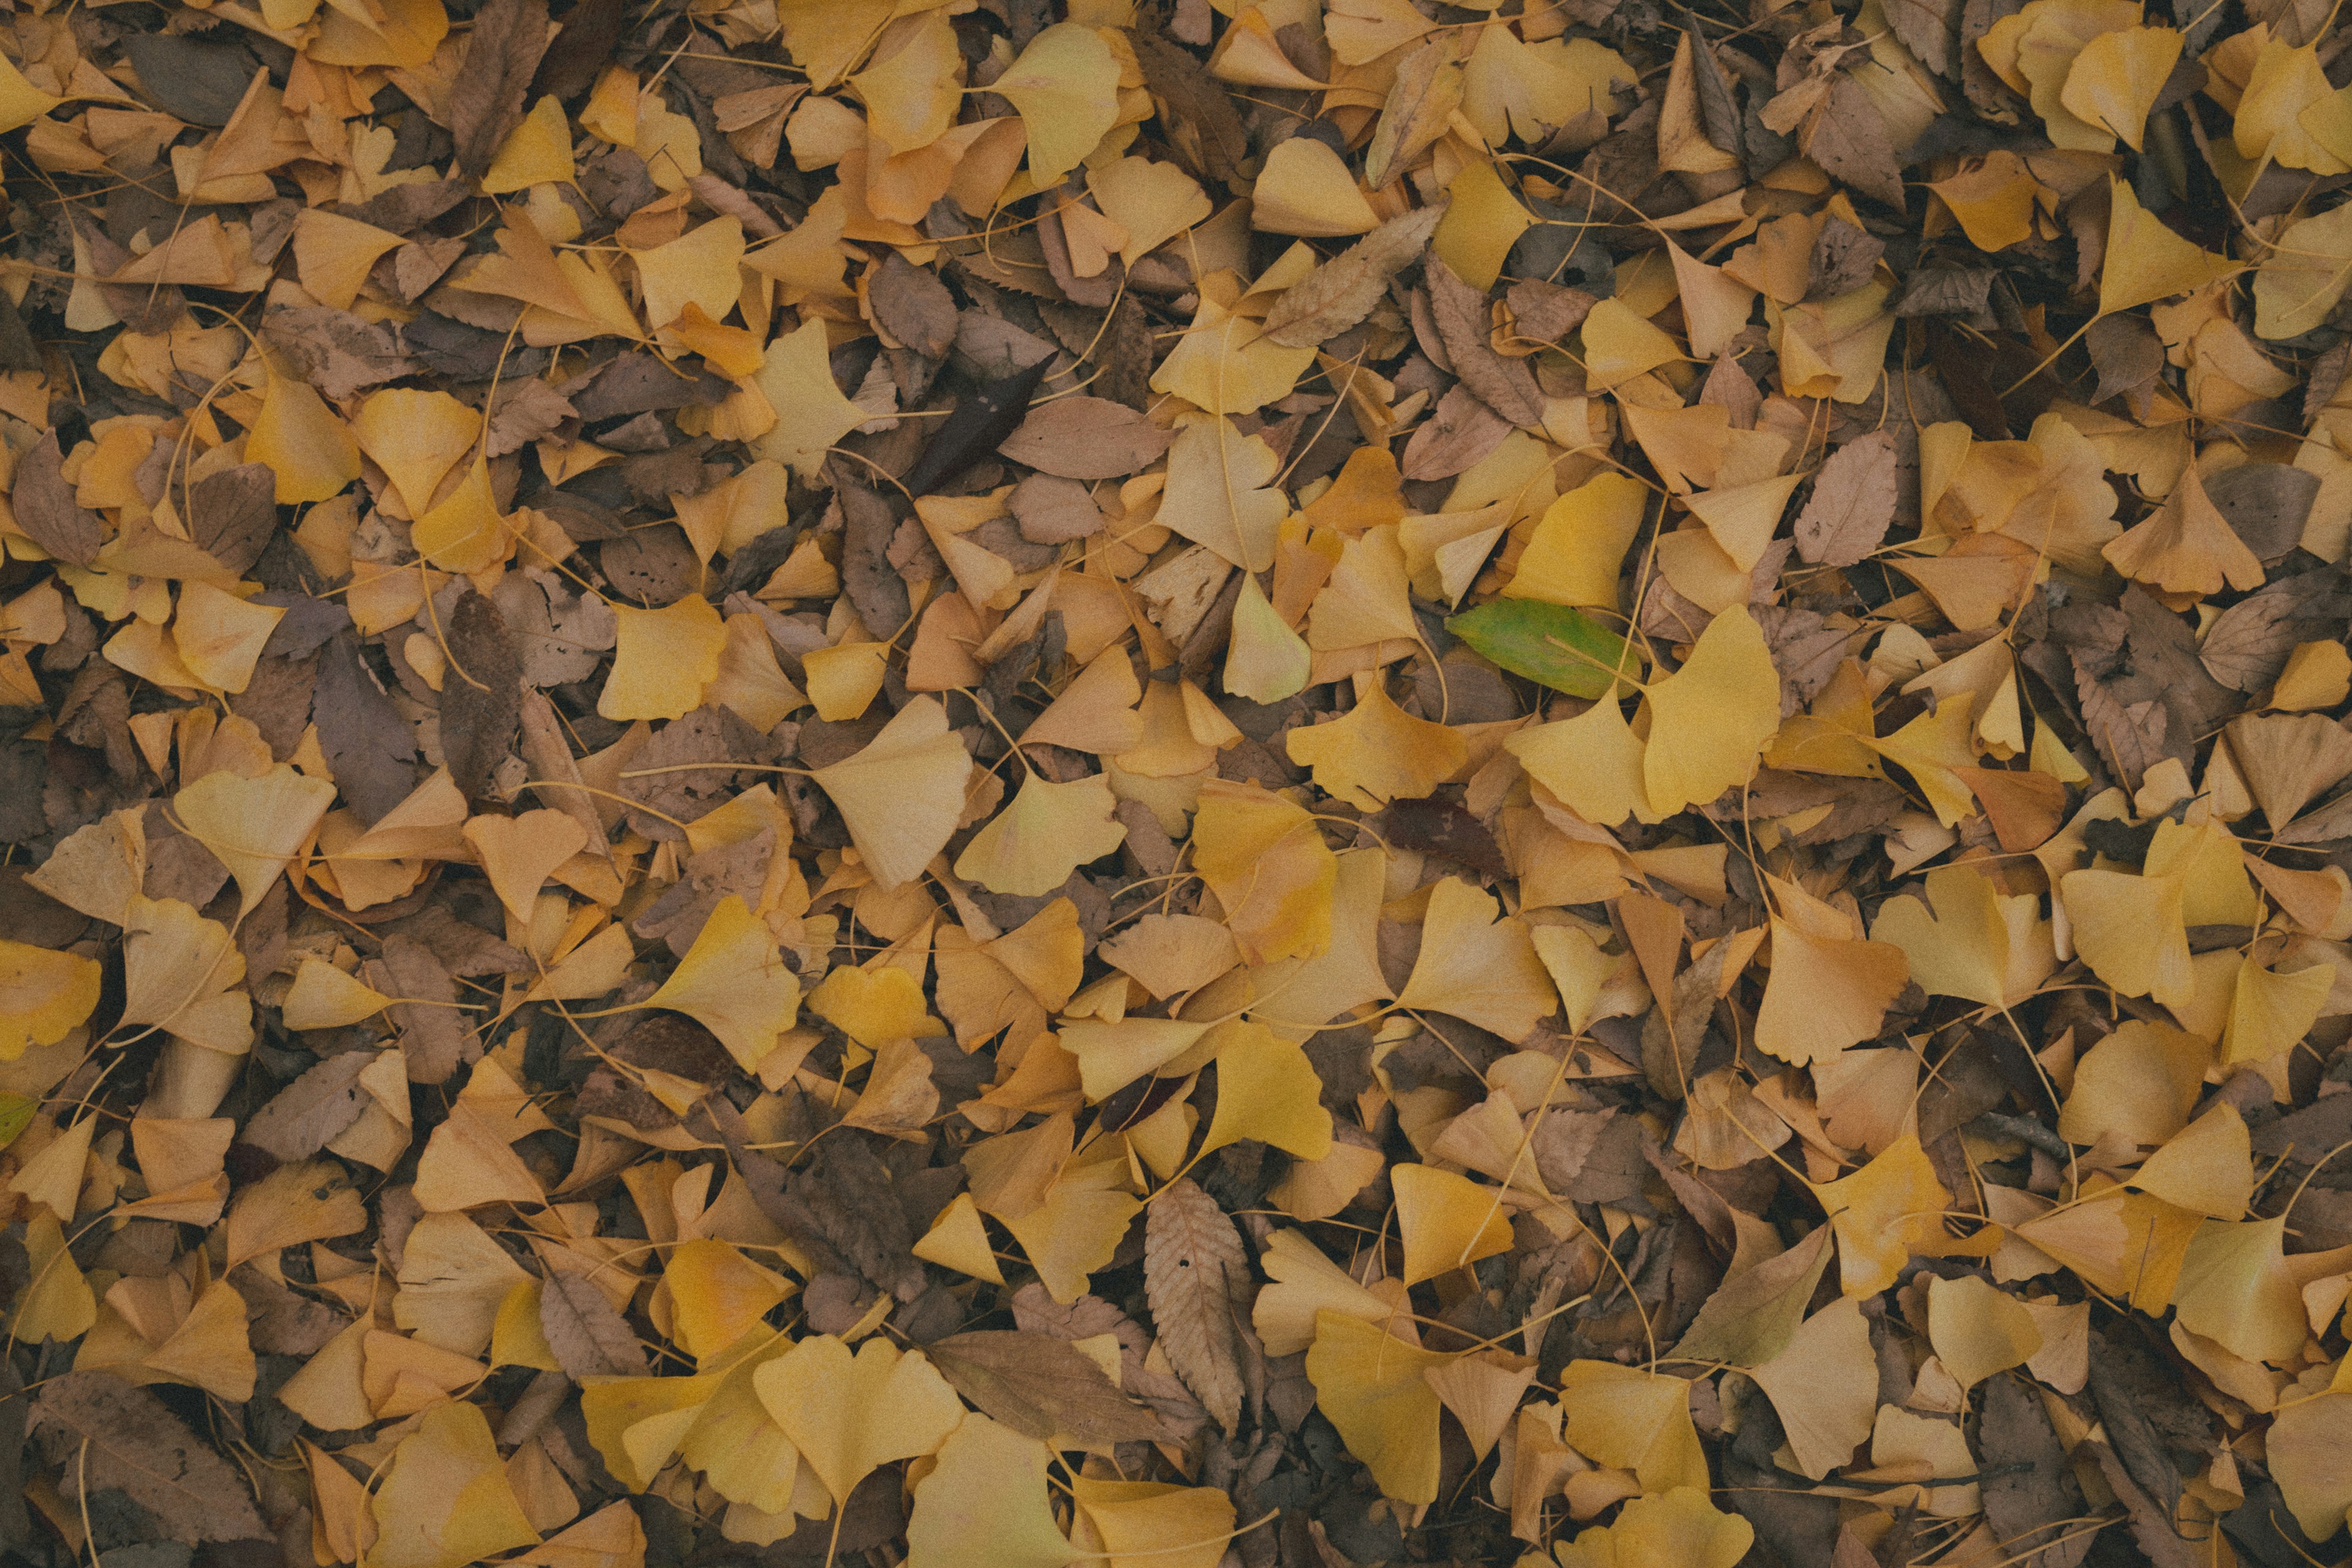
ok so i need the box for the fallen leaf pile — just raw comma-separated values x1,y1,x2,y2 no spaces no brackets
7,0,2352,1562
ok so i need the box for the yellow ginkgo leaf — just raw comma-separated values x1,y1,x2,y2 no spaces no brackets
1926,1273,2041,1389
1505,472,1649,609
411,459,507,574
2058,25,2181,153
643,895,801,1070
364,1400,540,1568
462,809,590,924
993,23,1120,186
1201,1020,1332,1159
120,895,251,1054
635,217,746,330
1809,1132,1951,1298
1928,149,2046,252
956,772,1128,897
754,1333,966,1502
2102,461,2264,596
1060,1017,1209,1102
1870,862,2054,1008
1745,1295,1875,1477
753,317,873,479
1754,918,1909,1068
1580,297,1683,390
175,764,339,918
1151,295,1316,417
1157,413,1287,572
16,1210,96,1346
171,582,285,694
1251,136,1378,236
1284,681,1467,812
2129,1101,2253,1219
2270,1392,2352,1541
2057,1018,2207,1147
1305,1311,1450,1504
1224,571,1311,704
808,962,944,1047
355,388,482,516
2100,176,2243,317
1556,1360,1713,1493
666,1239,792,1360
1640,605,1781,817
810,696,974,891
1392,1163,1514,1285
2061,864,2193,1009
2172,1213,2311,1365
1068,1478,1235,1568
1193,779,1335,965
293,208,405,311
599,594,728,721
246,372,360,503
483,94,576,193
0,939,102,1061
913,1191,1005,1283
907,1414,1076,1568
0,51,61,134
1395,876,1556,1042
2255,200,2352,341
282,957,393,1031
2223,954,2334,1068
1507,690,1651,827
1554,1488,1752,1568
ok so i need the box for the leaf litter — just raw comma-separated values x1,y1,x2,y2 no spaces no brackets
0,0,2350,1565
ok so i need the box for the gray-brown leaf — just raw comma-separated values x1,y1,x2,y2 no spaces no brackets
243,1050,374,1160
999,395,1172,478
32,1373,270,1544
1794,431,1896,566
1144,1177,1248,1433
1262,205,1447,348
1423,257,1544,427
540,1271,649,1378
450,0,551,181
928,1330,1172,1444
12,432,102,566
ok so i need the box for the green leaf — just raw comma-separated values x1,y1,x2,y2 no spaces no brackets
0,1092,33,1152
1445,600,1637,698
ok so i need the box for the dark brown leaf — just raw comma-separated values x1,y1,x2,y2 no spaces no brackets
929,1331,1172,1444
439,589,523,801
31,1374,270,1543
1423,257,1543,427
450,0,551,180
11,433,101,566
1794,431,1897,566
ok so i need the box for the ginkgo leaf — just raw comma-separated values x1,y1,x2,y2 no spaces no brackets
642,895,801,1071
119,895,251,1054
1754,918,1909,1068
1810,1133,1951,1298
365,1400,539,1568
2059,25,2181,153
1284,680,1467,812
1394,876,1556,1042
1201,1020,1331,1159
1156,413,1287,572
1193,779,1336,965
1871,863,2054,1008
907,1414,1076,1568
247,372,360,503
1305,1311,1450,1504
1640,605,1782,816
993,23,1119,187
462,809,590,924
1556,1360,1712,1493
1507,692,1651,827
808,962,944,1047
600,595,727,721
810,696,973,891
0,939,102,1061
752,317,872,479
1392,1162,1514,1284
174,764,339,918
2099,176,2243,317
956,772,1128,897
282,957,393,1031
755,1333,968,1501
1554,1489,1752,1568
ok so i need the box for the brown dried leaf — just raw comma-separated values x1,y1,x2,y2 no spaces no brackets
540,1272,647,1376
32,1374,270,1543
1794,431,1897,566
928,1330,1173,1444
1262,205,1447,348
451,0,551,179
1423,257,1544,426
1144,1177,1248,1434
998,396,1172,478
